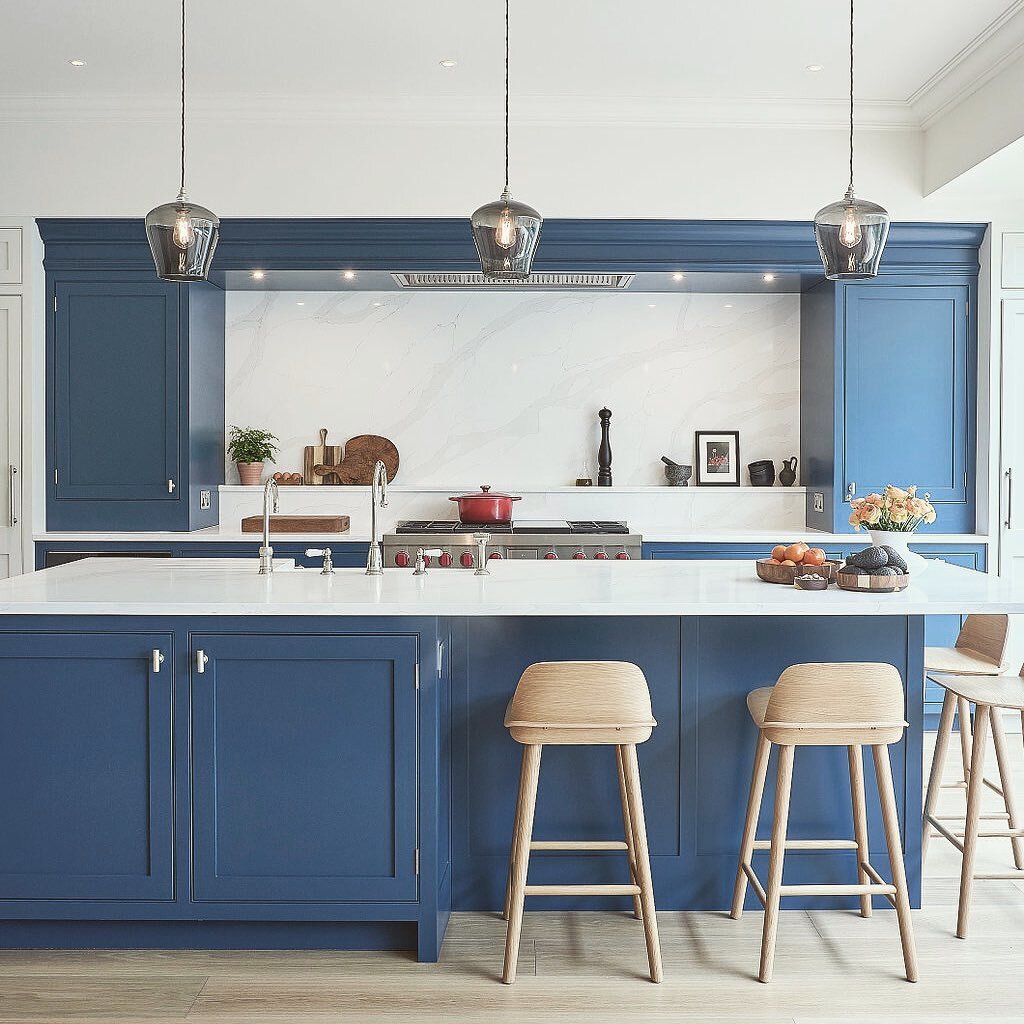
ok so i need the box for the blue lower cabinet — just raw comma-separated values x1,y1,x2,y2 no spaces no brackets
0,631,173,900
190,632,419,903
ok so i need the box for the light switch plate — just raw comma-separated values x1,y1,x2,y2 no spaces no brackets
200,489,212,510
813,492,824,513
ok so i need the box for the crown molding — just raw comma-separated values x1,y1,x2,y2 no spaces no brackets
0,92,918,132
909,1,1024,129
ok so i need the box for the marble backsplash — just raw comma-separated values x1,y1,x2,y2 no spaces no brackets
224,289,800,487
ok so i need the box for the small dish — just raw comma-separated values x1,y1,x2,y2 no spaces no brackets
793,573,829,591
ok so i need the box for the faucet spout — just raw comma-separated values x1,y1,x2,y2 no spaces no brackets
366,460,389,575
258,477,280,574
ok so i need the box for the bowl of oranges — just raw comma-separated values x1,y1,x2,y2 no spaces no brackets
755,542,840,585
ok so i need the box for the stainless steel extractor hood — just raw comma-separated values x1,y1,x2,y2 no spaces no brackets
390,272,635,289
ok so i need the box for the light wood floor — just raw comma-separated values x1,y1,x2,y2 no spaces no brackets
1,727,1022,1023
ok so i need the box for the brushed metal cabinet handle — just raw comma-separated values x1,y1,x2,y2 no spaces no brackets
8,465,16,527
151,649,165,673
167,479,176,493
1006,468,1014,529
195,649,209,673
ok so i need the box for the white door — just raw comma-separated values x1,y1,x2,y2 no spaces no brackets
0,297,23,578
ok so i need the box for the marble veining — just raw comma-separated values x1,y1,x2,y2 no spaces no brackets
225,290,800,487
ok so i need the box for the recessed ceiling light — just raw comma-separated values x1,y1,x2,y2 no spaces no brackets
439,59,458,68
372,300,383,307
342,270,356,280
296,301,305,306
68,58,87,67
724,303,734,308
647,303,657,308
251,270,265,280
805,63,824,72
763,273,776,282
672,272,685,282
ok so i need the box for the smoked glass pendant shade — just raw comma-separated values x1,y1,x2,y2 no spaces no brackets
813,194,890,281
470,191,543,279
145,197,220,282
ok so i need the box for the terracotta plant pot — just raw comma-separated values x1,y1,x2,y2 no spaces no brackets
237,461,264,486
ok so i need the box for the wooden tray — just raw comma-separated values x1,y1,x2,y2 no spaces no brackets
755,558,840,585
836,570,910,593
241,515,350,534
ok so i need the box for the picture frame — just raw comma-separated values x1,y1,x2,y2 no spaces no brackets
695,430,740,486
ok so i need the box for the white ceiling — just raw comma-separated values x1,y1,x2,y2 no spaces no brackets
0,0,1020,124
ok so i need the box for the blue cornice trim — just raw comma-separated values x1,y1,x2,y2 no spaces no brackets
37,218,987,279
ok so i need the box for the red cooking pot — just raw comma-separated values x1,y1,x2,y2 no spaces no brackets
449,485,522,524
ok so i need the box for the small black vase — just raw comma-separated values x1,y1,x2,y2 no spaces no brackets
747,460,775,487
778,456,798,487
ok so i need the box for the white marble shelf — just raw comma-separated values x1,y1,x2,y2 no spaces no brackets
219,484,809,494
0,557,1017,617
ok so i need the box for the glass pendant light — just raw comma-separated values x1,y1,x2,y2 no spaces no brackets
145,0,219,282
470,0,542,279
813,0,889,281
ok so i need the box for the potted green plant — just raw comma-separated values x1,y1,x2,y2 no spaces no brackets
227,425,279,486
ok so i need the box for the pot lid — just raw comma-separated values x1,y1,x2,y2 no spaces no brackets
449,485,521,500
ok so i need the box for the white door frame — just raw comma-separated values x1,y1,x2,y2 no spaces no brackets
0,295,23,577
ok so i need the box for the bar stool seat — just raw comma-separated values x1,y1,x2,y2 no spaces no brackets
924,647,1004,676
928,673,1024,711
732,663,918,984
501,661,662,985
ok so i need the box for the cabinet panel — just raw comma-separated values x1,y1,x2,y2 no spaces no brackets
0,632,173,900
190,633,418,902
843,285,970,506
0,228,22,284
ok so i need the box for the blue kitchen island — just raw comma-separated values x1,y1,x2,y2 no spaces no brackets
0,556,1017,960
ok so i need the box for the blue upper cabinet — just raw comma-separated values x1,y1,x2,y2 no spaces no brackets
802,276,977,534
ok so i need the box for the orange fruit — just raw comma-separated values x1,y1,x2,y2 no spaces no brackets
771,544,787,562
781,559,797,566
803,547,826,566
785,542,808,563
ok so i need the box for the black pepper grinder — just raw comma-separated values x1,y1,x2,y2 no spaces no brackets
597,407,612,487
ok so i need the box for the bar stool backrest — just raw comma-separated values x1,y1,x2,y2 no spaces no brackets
956,614,1011,668
763,662,906,745
504,661,656,745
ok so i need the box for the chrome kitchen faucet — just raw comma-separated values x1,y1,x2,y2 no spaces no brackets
258,477,280,574
366,460,389,575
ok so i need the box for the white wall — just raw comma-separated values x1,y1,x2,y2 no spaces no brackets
224,289,800,488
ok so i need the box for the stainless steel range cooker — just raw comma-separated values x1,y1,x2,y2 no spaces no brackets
382,520,642,568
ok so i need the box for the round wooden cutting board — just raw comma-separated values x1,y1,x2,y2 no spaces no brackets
314,435,400,485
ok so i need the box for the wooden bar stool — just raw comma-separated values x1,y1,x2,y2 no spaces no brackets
501,661,662,985
922,668,1024,937
924,614,1011,792
731,663,918,984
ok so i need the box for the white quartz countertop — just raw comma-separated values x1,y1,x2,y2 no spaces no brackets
33,527,988,546
0,557,1017,617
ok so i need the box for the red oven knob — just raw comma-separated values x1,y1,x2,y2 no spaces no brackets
594,550,608,560
460,552,474,568
572,550,587,560
394,551,410,567
489,551,503,559
616,550,631,560
439,552,453,567
544,550,558,560
422,553,432,567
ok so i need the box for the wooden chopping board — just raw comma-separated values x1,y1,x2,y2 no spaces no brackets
241,514,350,534
314,435,400,485
303,428,343,485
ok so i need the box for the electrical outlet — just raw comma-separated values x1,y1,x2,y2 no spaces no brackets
813,491,824,514
200,489,212,511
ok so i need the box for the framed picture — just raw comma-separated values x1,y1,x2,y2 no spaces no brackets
695,431,740,486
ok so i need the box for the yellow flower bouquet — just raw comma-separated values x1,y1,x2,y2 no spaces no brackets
849,484,936,533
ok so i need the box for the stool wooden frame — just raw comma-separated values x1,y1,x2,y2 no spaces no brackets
922,672,1024,938
731,663,918,984
501,661,662,985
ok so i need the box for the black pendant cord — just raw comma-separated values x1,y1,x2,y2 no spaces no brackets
179,0,187,200
847,0,855,197
503,0,510,196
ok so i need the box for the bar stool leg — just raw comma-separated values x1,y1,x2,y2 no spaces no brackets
848,744,872,919
502,758,528,921
958,697,974,784
731,732,771,919
990,707,1024,870
759,744,794,984
872,743,918,982
620,744,663,983
958,704,991,940
922,688,957,866
503,743,542,984
615,745,643,921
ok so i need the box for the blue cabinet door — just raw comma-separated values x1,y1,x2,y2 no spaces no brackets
52,280,180,502
0,631,174,901
190,633,419,903
843,284,972,512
